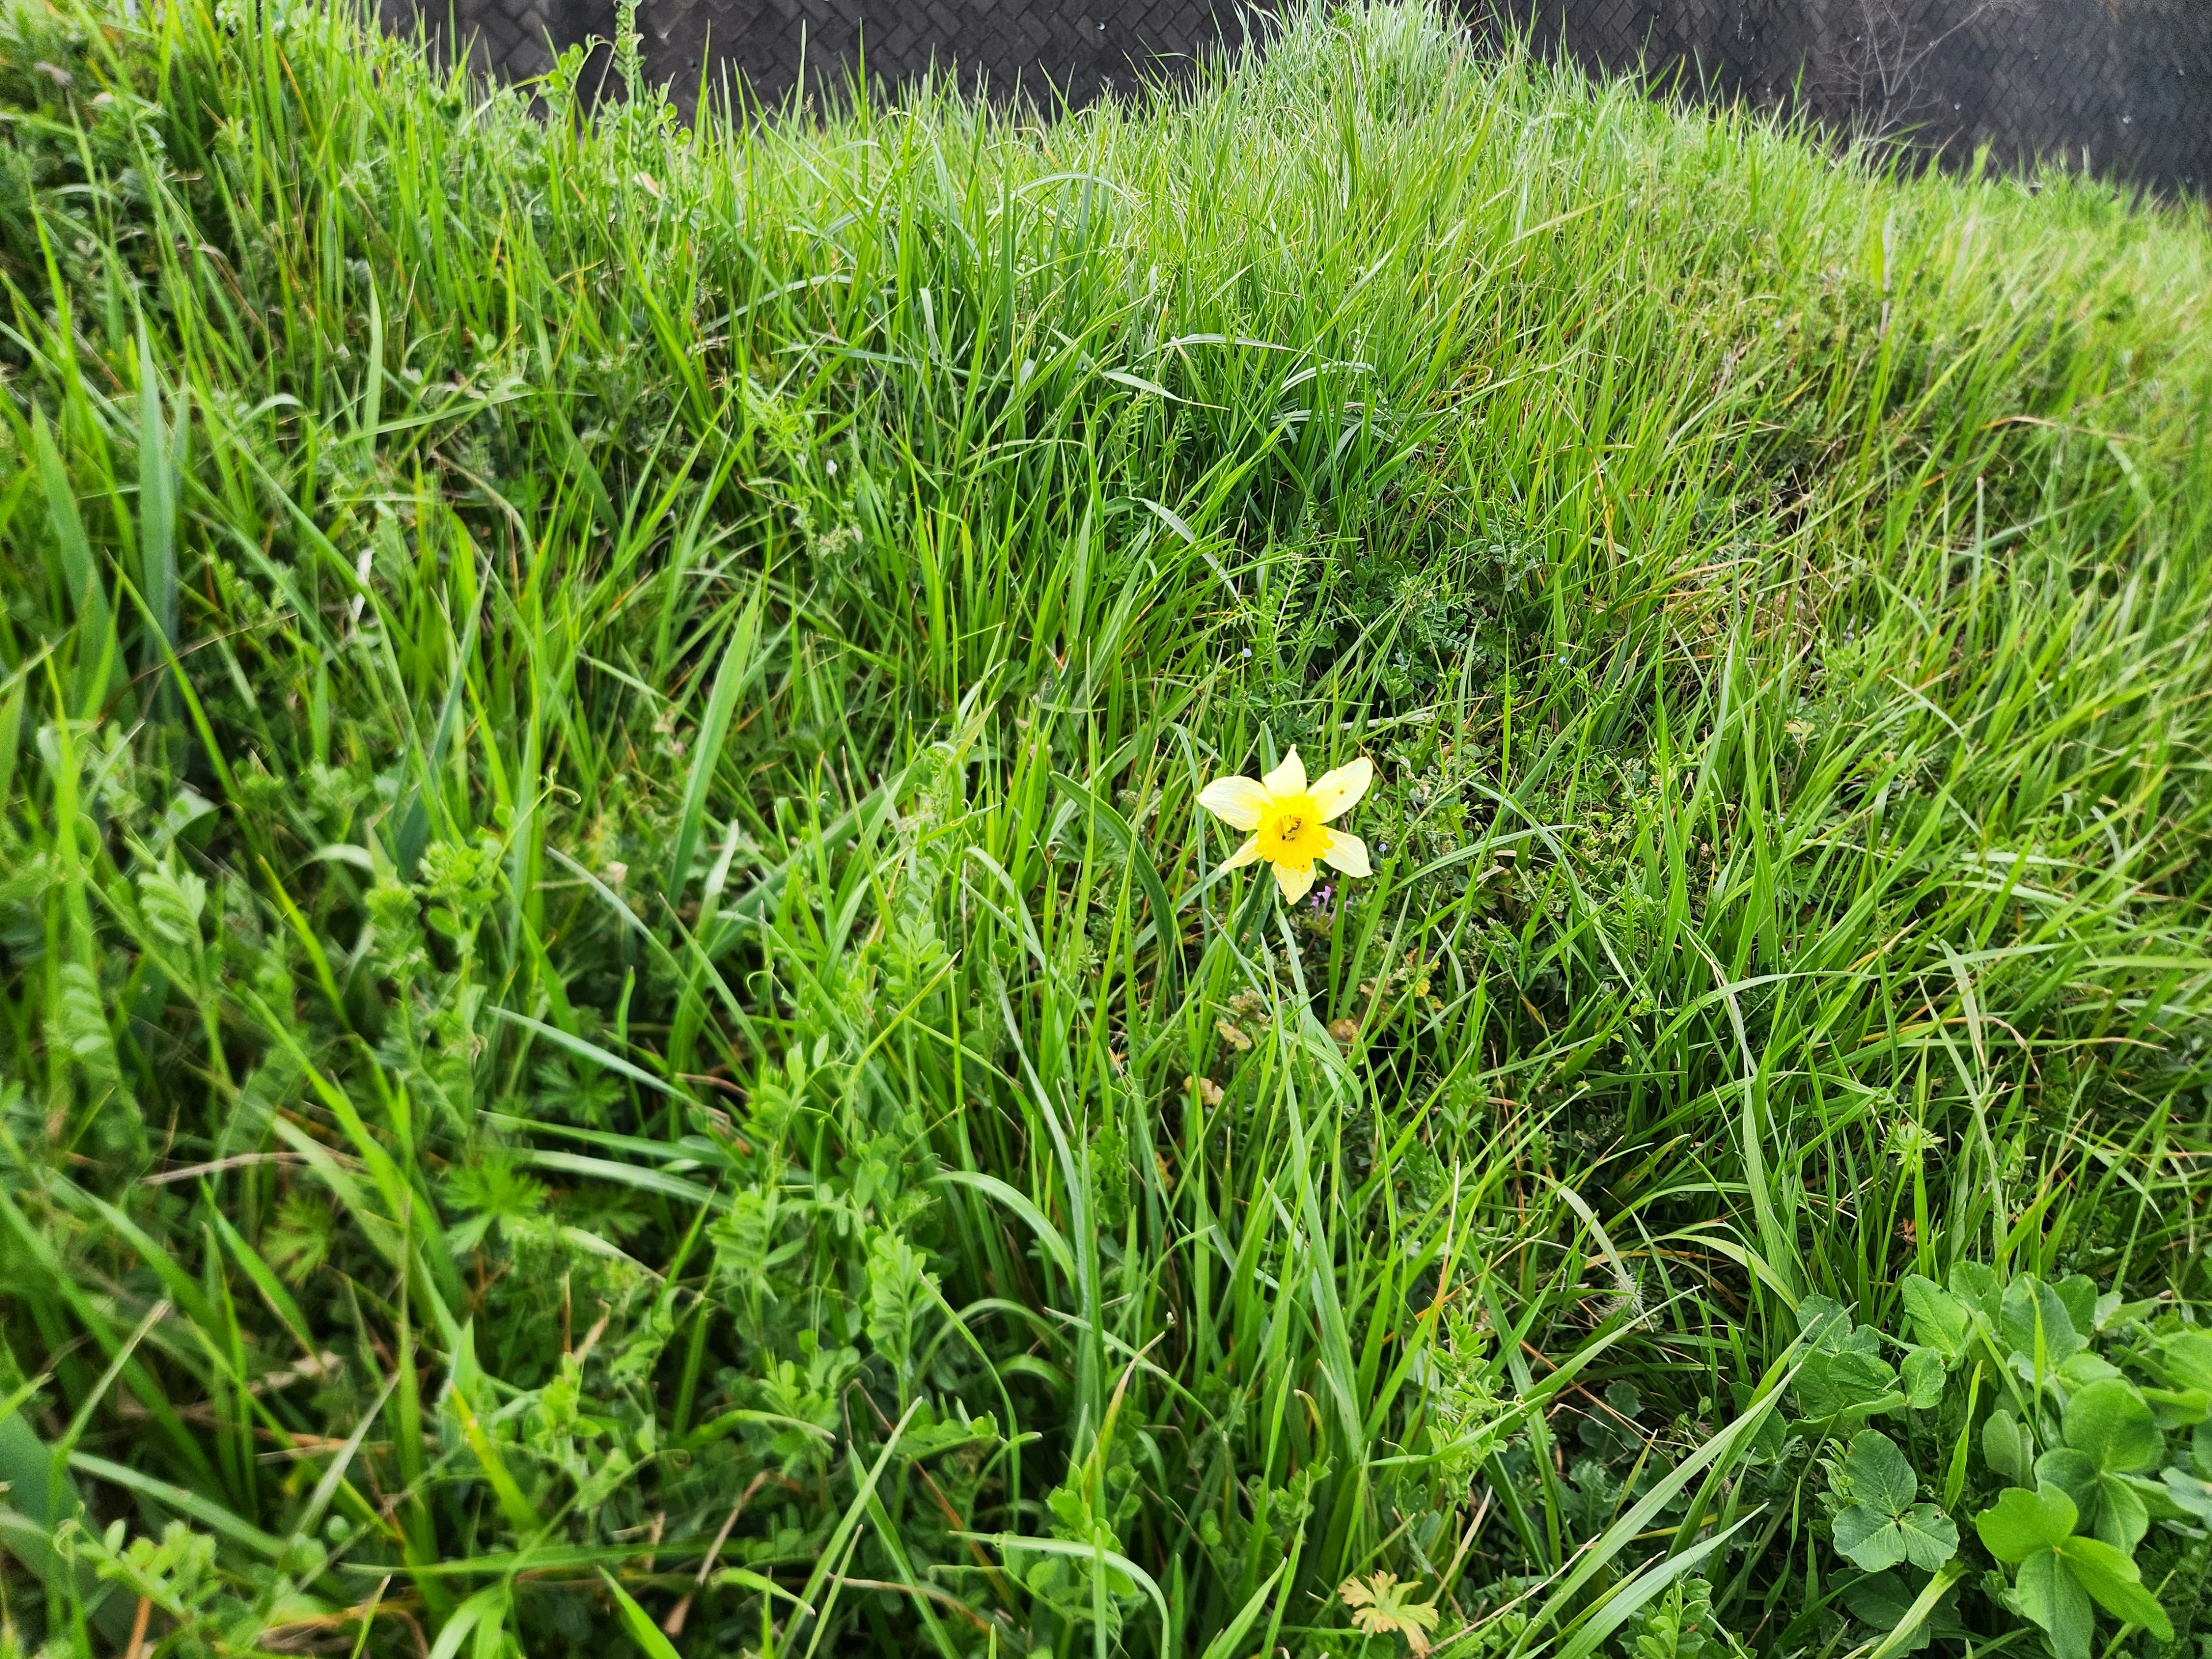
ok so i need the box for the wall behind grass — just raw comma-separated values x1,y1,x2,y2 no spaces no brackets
387,0,2210,194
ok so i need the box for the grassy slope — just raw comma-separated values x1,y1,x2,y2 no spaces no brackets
2,0,2210,1653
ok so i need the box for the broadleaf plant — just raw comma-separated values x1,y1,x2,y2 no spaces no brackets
1830,1431,1959,1573
1975,1484,2172,1659
1816,1268,2194,1658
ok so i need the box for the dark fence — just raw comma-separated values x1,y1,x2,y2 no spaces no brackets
384,0,2212,194
384,0,1267,107
1483,0,2209,195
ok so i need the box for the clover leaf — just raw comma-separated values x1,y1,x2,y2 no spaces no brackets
1982,1407,2033,1483
2138,1383,2211,1429
1793,1300,1904,1422
2143,1331,2212,1425
2162,1462,2212,1524
2056,1350,2122,1391
2001,1276,2085,1377
1948,1262,2004,1327
1830,1431,1957,1573
1799,1350,1902,1422
1899,1275,1970,1363
1975,1483,2173,1659
2065,1379,2162,1472
2155,1329,2212,1395
2033,1378,2164,1550
1839,1570,1965,1655
2051,1275,2099,1338
1977,1482,2078,1558
2150,1424,2212,1531
1900,1346,1945,1409
1796,1294,1855,1353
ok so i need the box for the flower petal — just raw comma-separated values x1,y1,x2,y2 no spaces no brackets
1218,835,1264,871
1261,748,1307,798
1309,757,1374,822
1197,775,1270,830
1273,861,1316,904
1320,831,1370,878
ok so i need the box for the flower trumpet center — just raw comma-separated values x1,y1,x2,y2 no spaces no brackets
1256,793,1328,867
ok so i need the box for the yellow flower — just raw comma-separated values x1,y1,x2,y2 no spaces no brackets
1197,748,1374,904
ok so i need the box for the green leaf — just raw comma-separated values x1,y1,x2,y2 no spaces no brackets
2055,1350,2122,1391
2062,1378,2162,1473
1975,1483,2077,1563
1840,1569,1964,1657
2014,1548,2094,1659
1901,1347,1945,1409
136,328,180,675
2052,1275,2098,1339
1833,1503,1957,1573
1948,1263,2003,1327
2138,1385,2209,1429
2044,1378,2165,1547
2034,1448,2097,1514
2161,1464,2212,1523
600,1570,682,1659
1978,1482,2171,1658
32,407,117,716
2156,1330,2212,1395
662,580,769,902
1844,1431,1919,1514
426,1587,510,1659
1624,1575,1738,1659
1833,1503,1908,1571
1798,1346,1900,1421
2054,1535,2173,1640
1832,1434,1957,1573
1840,1573,1929,1653
2033,1447,2150,1550
2123,1471,2188,1521
1196,1561,1287,1659
1893,1505,1960,1571
2001,1277,2085,1370
1796,1294,1854,1353
1982,1408,2031,1482
1899,1276,1969,1362
2093,1474,2149,1552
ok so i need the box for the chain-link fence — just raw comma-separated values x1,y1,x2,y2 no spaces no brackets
381,0,1266,103
382,0,2211,194
1478,0,2207,194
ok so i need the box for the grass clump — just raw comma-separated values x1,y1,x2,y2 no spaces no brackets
2,0,2211,1654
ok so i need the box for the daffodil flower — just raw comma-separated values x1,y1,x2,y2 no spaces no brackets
1197,748,1374,904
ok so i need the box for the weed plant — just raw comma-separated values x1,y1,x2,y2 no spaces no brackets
1,0,2210,1654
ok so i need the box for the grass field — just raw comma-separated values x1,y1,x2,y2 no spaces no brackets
3,0,2211,1653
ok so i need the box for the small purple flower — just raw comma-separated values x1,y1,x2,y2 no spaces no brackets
1309,881,1335,912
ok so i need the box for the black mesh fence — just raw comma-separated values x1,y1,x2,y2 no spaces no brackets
1478,0,2209,195
382,0,2211,195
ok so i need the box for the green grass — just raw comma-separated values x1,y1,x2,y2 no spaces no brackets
2,0,2210,1654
